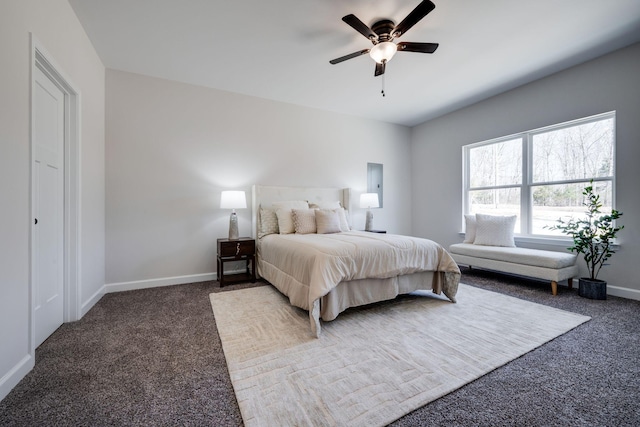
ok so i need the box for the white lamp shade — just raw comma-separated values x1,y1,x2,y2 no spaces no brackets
220,191,247,209
369,42,397,63
360,193,380,209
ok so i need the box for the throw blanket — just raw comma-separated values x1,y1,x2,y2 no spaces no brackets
259,231,461,336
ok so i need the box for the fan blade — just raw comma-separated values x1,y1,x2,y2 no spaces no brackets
374,61,386,77
342,14,377,41
392,0,436,38
329,49,370,64
397,42,439,53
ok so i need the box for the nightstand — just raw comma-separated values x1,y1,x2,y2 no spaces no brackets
363,229,386,233
217,237,256,287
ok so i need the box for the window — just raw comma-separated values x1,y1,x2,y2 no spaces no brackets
463,112,615,238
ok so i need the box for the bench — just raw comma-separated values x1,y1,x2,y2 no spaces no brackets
449,243,579,295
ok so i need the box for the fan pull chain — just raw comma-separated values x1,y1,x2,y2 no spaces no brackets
381,72,386,97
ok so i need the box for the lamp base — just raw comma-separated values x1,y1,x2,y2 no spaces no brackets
365,210,374,231
228,212,239,240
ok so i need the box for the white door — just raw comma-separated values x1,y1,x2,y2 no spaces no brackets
33,66,65,348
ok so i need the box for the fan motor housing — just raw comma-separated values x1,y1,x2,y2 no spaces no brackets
371,19,395,42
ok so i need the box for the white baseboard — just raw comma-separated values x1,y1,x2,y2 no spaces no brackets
105,272,217,293
0,354,34,402
607,285,640,301
81,285,106,318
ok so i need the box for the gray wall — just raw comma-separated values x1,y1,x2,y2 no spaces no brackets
105,70,412,286
0,0,105,401
410,42,640,298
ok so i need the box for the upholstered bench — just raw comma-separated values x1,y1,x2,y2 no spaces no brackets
449,243,579,295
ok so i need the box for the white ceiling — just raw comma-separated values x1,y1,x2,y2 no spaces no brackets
68,0,640,127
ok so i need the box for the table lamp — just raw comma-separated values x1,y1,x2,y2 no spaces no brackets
220,190,247,240
360,193,380,231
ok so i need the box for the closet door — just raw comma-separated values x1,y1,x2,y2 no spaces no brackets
33,65,65,348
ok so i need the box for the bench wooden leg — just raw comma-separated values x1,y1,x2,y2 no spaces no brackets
568,278,573,290
551,281,558,296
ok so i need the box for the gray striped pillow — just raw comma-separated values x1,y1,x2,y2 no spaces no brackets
259,208,279,238
316,209,341,234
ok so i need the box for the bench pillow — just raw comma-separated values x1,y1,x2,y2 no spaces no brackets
463,214,477,243
474,214,516,247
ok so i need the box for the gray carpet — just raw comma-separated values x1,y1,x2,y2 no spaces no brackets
1,268,639,426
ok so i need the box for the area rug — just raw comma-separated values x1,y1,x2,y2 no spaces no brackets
209,284,590,427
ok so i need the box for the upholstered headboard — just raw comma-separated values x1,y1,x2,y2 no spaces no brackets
251,185,352,239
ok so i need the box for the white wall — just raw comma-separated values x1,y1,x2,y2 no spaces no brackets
411,43,640,298
105,70,412,287
0,0,105,401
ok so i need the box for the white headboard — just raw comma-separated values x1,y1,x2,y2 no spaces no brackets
251,185,352,239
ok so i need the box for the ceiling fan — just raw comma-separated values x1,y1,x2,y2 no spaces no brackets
329,0,439,78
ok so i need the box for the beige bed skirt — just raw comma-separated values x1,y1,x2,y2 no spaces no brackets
258,259,438,321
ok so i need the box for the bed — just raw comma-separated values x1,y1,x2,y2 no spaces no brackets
251,185,461,337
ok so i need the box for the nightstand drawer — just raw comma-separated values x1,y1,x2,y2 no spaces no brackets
217,238,255,258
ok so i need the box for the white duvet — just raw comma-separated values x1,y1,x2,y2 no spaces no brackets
259,231,461,336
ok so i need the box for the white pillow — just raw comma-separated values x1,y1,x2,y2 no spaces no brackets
335,208,351,232
473,214,517,247
275,208,296,234
292,209,316,234
259,207,279,238
463,214,477,243
273,201,310,234
316,209,341,234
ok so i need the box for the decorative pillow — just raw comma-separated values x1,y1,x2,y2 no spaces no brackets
275,208,296,234
259,207,279,238
316,209,341,234
473,214,517,247
309,201,342,209
463,214,477,243
335,208,351,232
272,200,309,210
292,209,316,234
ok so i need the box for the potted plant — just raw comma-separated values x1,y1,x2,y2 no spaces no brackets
548,181,624,299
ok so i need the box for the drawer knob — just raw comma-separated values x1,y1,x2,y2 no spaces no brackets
236,242,240,255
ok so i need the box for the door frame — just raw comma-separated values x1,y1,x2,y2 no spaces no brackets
30,35,81,354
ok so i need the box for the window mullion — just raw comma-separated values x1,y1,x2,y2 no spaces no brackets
462,145,469,219
521,136,530,235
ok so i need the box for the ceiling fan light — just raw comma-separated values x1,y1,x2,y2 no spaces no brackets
369,41,397,63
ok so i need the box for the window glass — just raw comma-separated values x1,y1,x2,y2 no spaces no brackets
532,118,614,183
531,181,613,235
469,138,522,187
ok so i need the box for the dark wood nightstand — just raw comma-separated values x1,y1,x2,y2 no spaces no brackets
217,237,256,287
363,229,387,233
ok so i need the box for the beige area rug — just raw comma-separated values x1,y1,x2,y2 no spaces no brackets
210,284,590,427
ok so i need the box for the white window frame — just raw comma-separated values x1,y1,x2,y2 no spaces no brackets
462,111,616,245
